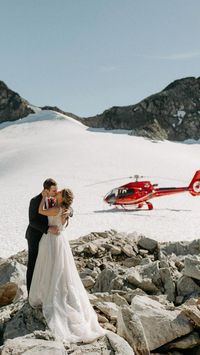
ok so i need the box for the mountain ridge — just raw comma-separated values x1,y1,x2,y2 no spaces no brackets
1,77,200,141
83,76,200,141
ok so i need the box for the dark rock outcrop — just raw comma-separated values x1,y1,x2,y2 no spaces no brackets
83,77,200,141
41,106,82,122
0,81,33,123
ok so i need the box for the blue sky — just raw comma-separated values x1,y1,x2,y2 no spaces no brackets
0,0,200,117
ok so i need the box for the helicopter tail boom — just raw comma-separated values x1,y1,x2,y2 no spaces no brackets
188,170,200,196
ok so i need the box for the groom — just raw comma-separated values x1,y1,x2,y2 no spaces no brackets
25,178,59,294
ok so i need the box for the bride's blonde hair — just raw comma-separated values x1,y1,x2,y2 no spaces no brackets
61,188,74,209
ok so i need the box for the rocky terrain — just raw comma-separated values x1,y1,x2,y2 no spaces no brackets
0,81,33,123
83,76,200,141
1,230,200,354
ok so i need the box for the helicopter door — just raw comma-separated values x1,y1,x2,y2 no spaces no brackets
118,188,134,198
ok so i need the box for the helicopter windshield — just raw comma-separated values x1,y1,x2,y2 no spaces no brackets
105,188,118,199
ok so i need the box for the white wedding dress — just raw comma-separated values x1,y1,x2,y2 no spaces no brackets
29,210,106,343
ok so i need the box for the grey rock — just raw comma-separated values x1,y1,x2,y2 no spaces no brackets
183,256,200,280
84,242,99,255
177,275,200,297
3,302,46,340
121,245,135,257
131,296,193,350
112,294,129,307
110,246,122,255
138,249,149,257
1,336,66,355
0,260,26,287
117,305,150,355
125,261,161,293
130,295,193,351
110,276,124,291
106,330,135,355
137,237,158,252
0,260,27,301
181,303,200,328
160,239,200,256
95,302,119,321
81,276,96,289
93,268,118,293
167,331,200,349
122,256,142,267
159,268,175,302
123,288,147,304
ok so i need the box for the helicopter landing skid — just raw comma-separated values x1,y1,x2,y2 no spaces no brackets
120,201,153,211
146,202,153,210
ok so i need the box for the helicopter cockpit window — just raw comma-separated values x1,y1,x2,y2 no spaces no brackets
118,188,134,197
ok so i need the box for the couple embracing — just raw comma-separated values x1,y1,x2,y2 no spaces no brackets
25,178,105,343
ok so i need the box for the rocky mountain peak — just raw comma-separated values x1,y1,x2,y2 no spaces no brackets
0,80,33,123
163,76,200,91
84,76,200,141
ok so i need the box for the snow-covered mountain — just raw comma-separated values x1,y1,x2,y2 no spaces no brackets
0,109,200,258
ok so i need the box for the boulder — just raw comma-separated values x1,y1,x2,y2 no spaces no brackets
159,267,175,302
94,301,119,321
183,256,200,280
117,305,150,355
0,282,18,307
125,261,161,293
106,330,135,355
93,268,118,292
130,295,193,351
0,260,27,301
167,331,200,350
1,336,66,355
3,302,46,340
137,236,158,252
177,275,200,297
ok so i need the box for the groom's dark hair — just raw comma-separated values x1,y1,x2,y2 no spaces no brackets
43,178,57,190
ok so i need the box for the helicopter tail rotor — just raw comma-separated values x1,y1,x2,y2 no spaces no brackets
188,170,200,196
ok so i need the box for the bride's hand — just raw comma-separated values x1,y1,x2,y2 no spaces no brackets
42,189,48,198
62,208,69,216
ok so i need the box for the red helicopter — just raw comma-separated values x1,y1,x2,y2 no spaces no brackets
103,171,200,210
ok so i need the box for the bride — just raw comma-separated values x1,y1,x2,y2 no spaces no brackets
29,188,106,343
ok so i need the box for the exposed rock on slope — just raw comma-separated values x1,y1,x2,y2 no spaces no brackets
41,105,82,122
0,81,33,123
83,77,200,141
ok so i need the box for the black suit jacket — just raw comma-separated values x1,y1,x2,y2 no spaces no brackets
25,193,48,242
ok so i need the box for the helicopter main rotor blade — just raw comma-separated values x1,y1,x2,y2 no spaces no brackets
150,175,186,183
84,175,141,187
84,174,186,188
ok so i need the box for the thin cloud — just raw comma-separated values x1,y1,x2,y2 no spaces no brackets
158,51,200,60
98,65,120,72
136,51,200,60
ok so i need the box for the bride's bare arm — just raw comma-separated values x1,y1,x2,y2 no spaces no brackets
38,195,59,216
